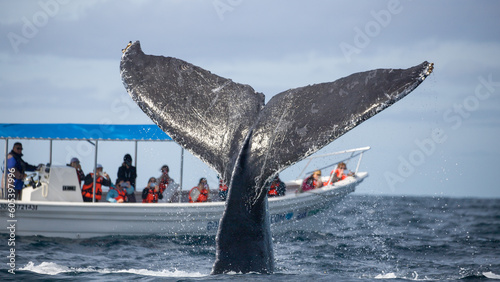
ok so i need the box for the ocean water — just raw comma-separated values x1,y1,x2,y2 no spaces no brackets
1,195,499,281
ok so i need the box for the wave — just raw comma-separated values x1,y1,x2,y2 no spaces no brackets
373,271,500,280
483,272,500,279
375,272,397,279
19,261,206,278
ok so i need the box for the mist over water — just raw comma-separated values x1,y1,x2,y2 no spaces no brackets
2,195,499,281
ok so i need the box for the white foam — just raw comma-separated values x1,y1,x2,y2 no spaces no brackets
20,262,64,275
20,261,206,277
375,272,397,279
484,272,500,279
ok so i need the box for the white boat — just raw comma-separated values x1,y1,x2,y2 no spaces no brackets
0,123,369,239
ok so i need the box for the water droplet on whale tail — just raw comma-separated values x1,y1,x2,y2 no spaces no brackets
120,40,433,274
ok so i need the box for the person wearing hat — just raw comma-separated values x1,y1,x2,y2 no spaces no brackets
67,157,85,186
81,164,111,202
117,153,137,202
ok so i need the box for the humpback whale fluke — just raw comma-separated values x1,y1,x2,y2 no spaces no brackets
120,41,433,274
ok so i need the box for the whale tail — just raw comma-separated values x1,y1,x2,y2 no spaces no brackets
120,41,433,274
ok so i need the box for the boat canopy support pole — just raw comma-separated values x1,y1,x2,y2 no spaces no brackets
134,141,138,167
355,151,364,175
179,147,184,203
298,158,313,179
49,140,53,166
92,140,98,203
2,139,8,199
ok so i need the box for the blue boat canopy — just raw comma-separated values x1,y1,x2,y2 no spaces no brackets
0,123,172,141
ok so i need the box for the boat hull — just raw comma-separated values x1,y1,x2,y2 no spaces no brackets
0,173,366,238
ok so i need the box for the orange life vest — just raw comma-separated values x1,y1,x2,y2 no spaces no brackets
334,169,347,180
218,179,228,192
142,188,160,203
189,187,209,203
326,169,347,186
81,173,103,200
268,182,279,196
110,186,127,202
158,176,171,194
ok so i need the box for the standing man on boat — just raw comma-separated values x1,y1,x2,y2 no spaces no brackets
5,142,39,200
81,164,111,202
117,153,137,202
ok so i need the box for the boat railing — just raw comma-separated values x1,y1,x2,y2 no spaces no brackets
297,146,370,182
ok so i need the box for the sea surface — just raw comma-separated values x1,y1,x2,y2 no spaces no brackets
1,195,499,281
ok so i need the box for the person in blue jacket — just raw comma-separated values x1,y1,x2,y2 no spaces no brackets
107,178,134,203
6,143,39,200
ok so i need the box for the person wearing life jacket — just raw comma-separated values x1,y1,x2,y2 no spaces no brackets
189,178,210,203
81,164,111,202
106,178,128,203
297,170,323,193
267,174,287,197
142,177,163,203
326,162,354,186
217,175,228,201
157,164,179,202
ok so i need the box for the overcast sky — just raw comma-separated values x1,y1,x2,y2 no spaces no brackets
1,0,499,198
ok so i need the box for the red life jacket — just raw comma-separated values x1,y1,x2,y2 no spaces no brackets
268,182,279,196
81,173,103,200
218,179,228,192
110,186,127,202
326,169,346,186
158,176,171,194
142,188,160,203
189,187,209,203
334,169,347,181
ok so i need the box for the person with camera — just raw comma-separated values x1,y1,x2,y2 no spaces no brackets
142,177,163,203
117,153,137,202
81,164,111,202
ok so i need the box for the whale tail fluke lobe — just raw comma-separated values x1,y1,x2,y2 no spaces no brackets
120,40,433,274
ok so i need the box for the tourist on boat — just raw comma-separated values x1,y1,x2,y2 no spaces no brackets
117,153,137,202
106,179,129,203
326,162,354,186
67,157,85,186
157,164,179,203
218,175,228,201
298,170,323,193
267,174,286,197
142,177,163,203
189,178,210,203
5,142,40,200
81,164,112,202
